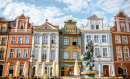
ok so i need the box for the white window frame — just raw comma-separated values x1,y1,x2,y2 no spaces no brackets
64,52,68,59
116,47,122,57
91,25,94,29
9,48,14,58
124,48,129,58
64,38,68,45
11,37,16,44
103,48,107,57
23,48,28,58
122,36,128,44
102,35,107,43
24,37,29,44
20,21,24,29
95,48,99,57
86,35,91,43
16,48,21,58
43,36,48,43
121,26,125,32
51,50,55,60
115,35,121,44
1,38,6,45
69,29,72,33
1,27,5,32
35,36,40,43
42,50,47,60
73,52,77,59
0,51,4,59
94,35,99,43
51,36,56,43
17,37,22,44
34,50,38,59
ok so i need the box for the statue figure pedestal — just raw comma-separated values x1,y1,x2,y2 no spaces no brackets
81,71,98,78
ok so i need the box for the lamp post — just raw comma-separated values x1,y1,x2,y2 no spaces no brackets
30,51,34,77
97,51,101,77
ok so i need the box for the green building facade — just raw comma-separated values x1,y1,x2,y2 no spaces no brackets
59,20,82,76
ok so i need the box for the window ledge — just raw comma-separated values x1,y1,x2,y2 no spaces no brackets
42,43,48,44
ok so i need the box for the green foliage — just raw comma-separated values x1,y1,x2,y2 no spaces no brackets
43,74,48,79
9,74,13,79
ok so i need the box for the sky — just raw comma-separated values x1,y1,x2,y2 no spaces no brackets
0,0,130,28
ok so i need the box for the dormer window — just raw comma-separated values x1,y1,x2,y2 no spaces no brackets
20,22,24,29
69,29,72,33
45,27,47,29
121,26,125,32
96,25,99,29
91,25,94,29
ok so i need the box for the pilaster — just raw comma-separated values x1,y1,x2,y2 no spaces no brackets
15,18,19,32
46,33,51,62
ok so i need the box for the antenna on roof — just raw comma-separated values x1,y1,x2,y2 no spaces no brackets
23,10,25,14
46,19,48,22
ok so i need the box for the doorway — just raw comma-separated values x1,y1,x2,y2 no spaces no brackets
0,65,3,76
118,66,126,76
60,67,65,76
31,67,35,77
103,65,109,77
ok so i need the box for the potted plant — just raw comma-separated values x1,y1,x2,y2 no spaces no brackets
8,74,13,79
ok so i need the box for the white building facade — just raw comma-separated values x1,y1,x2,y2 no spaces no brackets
81,15,114,77
29,20,59,77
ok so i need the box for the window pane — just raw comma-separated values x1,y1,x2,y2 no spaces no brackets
42,50,47,60
25,37,29,44
73,52,77,59
86,35,91,42
64,52,68,59
35,36,40,43
34,50,38,59
64,38,68,45
51,50,55,60
0,51,4,58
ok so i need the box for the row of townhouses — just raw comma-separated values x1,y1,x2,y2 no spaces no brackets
0,11,130,78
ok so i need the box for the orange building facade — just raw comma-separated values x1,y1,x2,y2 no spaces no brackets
3,14,32,77
111,11,130,77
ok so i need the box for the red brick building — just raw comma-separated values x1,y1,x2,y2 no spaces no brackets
111,11,130,77
3,14,32,77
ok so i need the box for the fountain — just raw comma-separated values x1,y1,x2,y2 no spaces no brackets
81,40,98,78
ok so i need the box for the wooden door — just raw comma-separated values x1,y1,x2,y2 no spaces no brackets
103,65,109,77
61,67,65,76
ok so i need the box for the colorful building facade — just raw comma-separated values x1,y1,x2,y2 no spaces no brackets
0,18,10,76
3,14,32,77
29,20,59,78
81,15,114,77
59,20,82,76
111,11,130,77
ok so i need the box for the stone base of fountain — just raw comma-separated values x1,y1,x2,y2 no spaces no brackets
81,71,98,78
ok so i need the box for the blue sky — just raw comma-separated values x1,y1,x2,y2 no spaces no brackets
0,0,130,28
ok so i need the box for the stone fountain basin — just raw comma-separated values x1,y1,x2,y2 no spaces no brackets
81,71,98,74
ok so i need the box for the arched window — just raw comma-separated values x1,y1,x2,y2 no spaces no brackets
118,66,126,76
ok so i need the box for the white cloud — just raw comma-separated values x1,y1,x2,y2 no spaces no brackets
56,0,89,12
0,0,64,26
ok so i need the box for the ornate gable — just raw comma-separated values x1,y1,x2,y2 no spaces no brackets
0,18,8,22
87,14,103,20
115,11,128,18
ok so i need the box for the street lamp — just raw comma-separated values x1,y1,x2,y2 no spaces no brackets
97,51,101,77
30,51,34,77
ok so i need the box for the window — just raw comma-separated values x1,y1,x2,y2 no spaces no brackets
34,50,38,59
1,38,6,45
19,67,23,75
96,25,99,29
45,27,47,29
43,36,48,43
11,37,15,44
18,37,22,44
9,67,14,75
42,50,47,60
64,38,68,45
9,49,14,58
121,26,125,32
51,50,55,60
23,49,28,58
73,52,77,59
115,35,121,43
124,48,129,57
64,52,68,59
20,22,24,29
86,35,91,42
116,48,122,57
24,37,29,44
95,48,99,57
35,36,40,43
94,35,99,43
1,27,5,32
50,67,52,76
0,51,4,59
103,48,107,57
122,36,128,44
91,25,94,29
51,36,56,43
73,38,77,45
16,49,21,58
45,67,47,74
102,35,107,43
69,29,72,33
